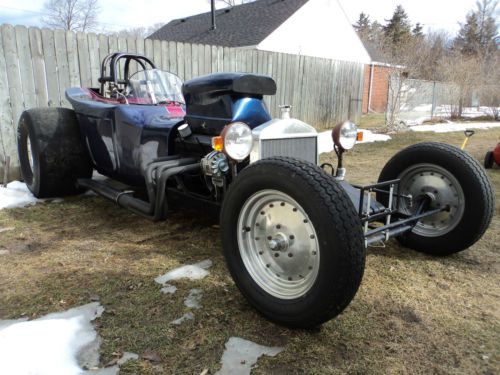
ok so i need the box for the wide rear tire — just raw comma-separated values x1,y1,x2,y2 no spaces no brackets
221,157,365,328
17,108,92,198
377,142,494,255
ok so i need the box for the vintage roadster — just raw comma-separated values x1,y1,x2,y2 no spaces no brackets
17,53,494,328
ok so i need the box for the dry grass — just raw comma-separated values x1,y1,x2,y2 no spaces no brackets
1,129,499,374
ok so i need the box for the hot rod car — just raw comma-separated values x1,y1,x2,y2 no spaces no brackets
17,53,495,328
484,142,500,169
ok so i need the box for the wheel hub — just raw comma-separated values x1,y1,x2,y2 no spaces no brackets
237,190,320,299
399,164,465,237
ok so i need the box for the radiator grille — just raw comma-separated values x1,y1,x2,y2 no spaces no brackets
261,137,317,164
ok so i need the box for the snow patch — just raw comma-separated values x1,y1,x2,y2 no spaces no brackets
318,129,391,154
0,303,103,375
410,122,500,133
160,285,177,294
155,259,212,295
216,337,284,375
170,312,195,325
184,288,203,309
0,303,136,375
0,181,39,209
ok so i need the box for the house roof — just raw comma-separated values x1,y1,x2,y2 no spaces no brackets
148,0,309,47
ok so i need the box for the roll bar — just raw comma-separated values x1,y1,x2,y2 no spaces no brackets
98,52,156,95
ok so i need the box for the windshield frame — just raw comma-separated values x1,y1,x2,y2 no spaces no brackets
125,69,185,106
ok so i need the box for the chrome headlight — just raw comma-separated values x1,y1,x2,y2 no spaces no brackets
332,121,357,151
223,122,253,161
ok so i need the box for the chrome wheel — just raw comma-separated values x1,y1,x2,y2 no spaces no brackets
398,163,465,237
237,189,320,299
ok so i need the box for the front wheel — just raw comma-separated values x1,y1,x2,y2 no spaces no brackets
377,142,494,255
220,157,365,328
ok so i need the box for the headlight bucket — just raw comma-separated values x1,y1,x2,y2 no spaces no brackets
332,121,358,151
222,122,253,161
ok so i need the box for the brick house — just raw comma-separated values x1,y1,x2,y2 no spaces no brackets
361,42,400,114
363,62,391,113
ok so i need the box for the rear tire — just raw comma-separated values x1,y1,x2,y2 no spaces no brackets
484,151,494,169
221,157,365,328
17,108,92,198
377,142,494,255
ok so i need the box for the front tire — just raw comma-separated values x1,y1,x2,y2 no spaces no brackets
17,108,92,198
220,157,365,328
378,142,494,255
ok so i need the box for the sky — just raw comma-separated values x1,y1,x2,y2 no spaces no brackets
0,0,491,36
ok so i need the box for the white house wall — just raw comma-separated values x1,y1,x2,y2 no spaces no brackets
257,0,371,64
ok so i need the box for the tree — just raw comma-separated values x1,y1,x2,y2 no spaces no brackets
455,12,481,55
42,0,99,32
455,0,498,57
412,23,424,38
383,5,412,51
109,23,164,39
353,12,371,41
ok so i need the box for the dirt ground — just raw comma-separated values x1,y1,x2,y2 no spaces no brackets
0,127,499,375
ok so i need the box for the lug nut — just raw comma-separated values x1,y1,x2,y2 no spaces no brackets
289,235,295,240
303,219,308,223
267,236,272,240
280,202,285,206
274,253,279,257
310,234,315,239
293,207,298,212
276,224,281,229
288,253,293,257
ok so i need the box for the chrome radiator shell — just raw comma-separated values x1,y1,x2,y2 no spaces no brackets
250,119,319,165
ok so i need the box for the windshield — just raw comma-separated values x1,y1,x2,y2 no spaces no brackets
125,69,184,105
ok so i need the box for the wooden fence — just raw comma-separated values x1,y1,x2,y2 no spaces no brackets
0,25,364,182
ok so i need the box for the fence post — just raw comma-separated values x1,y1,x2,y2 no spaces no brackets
431,81,437,119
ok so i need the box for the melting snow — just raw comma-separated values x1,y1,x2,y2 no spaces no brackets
409,122,500,133
155,259,212,295
318,129,391,154
170,312,195,325
184,288,203,309
215,337,283,375
160,285,178,294
0,181,39,209
0,303,136,375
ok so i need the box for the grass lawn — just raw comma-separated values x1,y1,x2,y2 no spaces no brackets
1,129,499,374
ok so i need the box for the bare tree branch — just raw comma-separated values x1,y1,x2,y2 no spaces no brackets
42,0,100,32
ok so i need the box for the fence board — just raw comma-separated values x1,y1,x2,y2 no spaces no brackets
2,25,23,132
87,33,100,89
76,32,91,87
0,25,366,181
54,30,70,107
66,32,81,88
41,28,60,106
15,26,37,110
0,30,16,181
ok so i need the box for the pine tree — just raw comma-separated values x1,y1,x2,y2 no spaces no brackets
353,12,371,42
383,5,412,53
454,0,498,57
412,23,424,38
